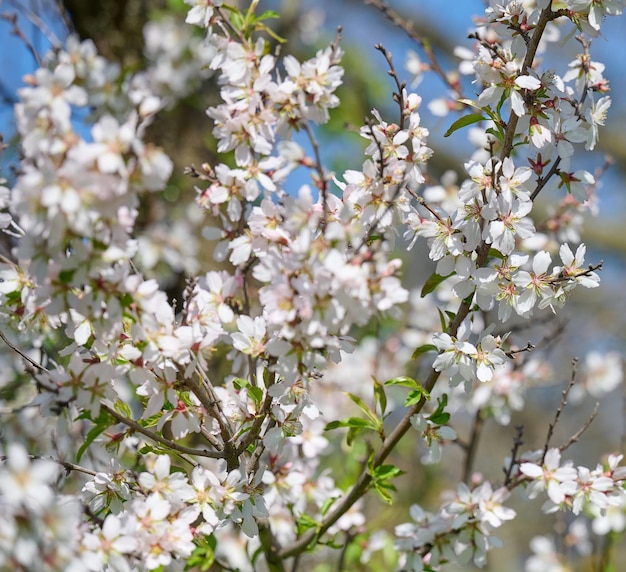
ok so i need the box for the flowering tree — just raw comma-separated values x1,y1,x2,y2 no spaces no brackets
0,0,625,570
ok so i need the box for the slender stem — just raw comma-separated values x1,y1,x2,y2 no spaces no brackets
364,0,464,98
101,403,224,459
500,7,557,162
558,402,599,453
237,369,276,455
0,454,98,477
0,11,42,66
542,358,577,461
0,330,50,373
302,121,329,229
530,156,561,201
503,425,524,487
463,409,484,483
337,530,355,571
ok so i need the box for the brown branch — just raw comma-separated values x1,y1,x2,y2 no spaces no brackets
542,358,578,462
374,43,407,129
364,0,464,98
0,11,43,66
558,401,599,453
503,425,524,487
101,403,224,460
259,519,287,572
463,409,485,483
500,7,559,161
0,453,97,477
301,120,330,230
0,329,50,373
531,156,561,201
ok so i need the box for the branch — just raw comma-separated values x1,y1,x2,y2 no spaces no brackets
301,120,330,230
101,403,224,460
374,43,406,129
0,11,43,66
503,425,525,487
0,453,97,477
500,7,559,161
558,402,599,453
542,358,578,462
463,409,485,483
364,0,464,98
258,519,287,572
0,329,50,373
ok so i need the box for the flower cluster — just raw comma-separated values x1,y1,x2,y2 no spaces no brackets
519,449,626,515
395,481,516,571
0,0,624,570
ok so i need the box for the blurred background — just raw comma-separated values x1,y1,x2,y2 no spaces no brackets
1,1,625,570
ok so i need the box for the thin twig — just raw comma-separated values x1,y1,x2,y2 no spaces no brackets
6,0,63,47
101,403,224,459
503,425,524,487
505,341,535,359
279,253,487,558
53,0,75,34
337,530,356,571
0,453,97,477
500,7,561,161
530,156,561,201
463,409,484,483
0,11,42,66
0,329,50,373
374,43,406,129
558,402,599,453
542,358,578,462
364,0,464,98
301,121,330,230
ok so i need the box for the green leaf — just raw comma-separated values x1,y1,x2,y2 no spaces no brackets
58,269,75,284
437,308,449,331
138,444,160,455
320,496,338,516
421,272,454,298
230,11,245,30
372,464,404,481
486,127,504,144
185,536,216,571
411,344,437,360
114,400,132,419
372,377,387,416
247,385,264,407
347,426,360,446
255,9,280,21
444,113,486,137
232,377,248,391
445,310,457,324
325,417,375,431
405,386,431,407
488,247,505,260
296,513,319,533
372,480,396,504
120,292,134,308
385,376,419,388
344,392,378,425
76,412,112,462
428,394,451,425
